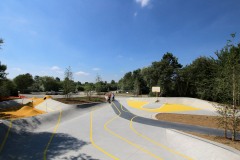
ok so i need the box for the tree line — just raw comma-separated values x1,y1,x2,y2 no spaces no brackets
118,34,240,140
0,38,117,98
0,69,118,98
118,34,240,104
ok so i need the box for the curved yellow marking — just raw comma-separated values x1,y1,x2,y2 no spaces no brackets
90,110,120,160
106,102,163,160
118,103,193,160
130,116,194,160
0,120,12,153
43,106,62,160
120,104,128,112
127,100,149,108
127,100,200,113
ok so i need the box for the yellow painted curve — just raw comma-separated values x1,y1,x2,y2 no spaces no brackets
130,116,193,160
118,103,194,160
0,120,12,153
90,110,119,160
43,106,62,160
107,102,164,160
127,100,200,112
127,100,149,108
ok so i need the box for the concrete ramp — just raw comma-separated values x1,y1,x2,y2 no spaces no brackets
1,98,239,160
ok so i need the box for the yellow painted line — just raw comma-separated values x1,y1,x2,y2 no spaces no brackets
118,102,193,160
130,116,194,160
120,104,128,112
90,110,119,160
0,120,12,153
43,106,62,160
106,102,163,160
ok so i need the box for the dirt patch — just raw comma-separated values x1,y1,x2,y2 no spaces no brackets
156,113,240,150
55,96,106,104
155,113,220,129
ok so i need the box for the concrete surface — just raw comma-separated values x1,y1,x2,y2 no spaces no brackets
0,97,239,160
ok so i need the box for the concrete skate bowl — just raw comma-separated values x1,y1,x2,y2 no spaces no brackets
125,97,217,115
1,100,104,132
0,100,105,159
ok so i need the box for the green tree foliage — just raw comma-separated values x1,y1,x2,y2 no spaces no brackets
119,72,134,92
0,79,17,98
41,76,60,91
63,66,75,98
0,39,7,80
120,53,181,96
109,80,118,91
0,62,7,80
214,34,240,141
186,57,217,100
155,53,182,96
84,82,95,99
95,74,107,93
31,76,43,92
13,73,34,93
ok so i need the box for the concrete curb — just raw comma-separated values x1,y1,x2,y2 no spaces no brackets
171,129,240,156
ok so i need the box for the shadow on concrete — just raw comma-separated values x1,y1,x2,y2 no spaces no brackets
61,153,99,160
111,100,240,139
0,100,21,110
76,103,101,109
0,124,98,160
11,117,42,131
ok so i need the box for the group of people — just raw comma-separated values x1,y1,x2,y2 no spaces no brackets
105,92,115,103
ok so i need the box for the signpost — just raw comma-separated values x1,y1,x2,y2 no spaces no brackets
152,86,160,102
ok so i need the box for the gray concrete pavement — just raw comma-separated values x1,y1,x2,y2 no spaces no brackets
0,97,240,160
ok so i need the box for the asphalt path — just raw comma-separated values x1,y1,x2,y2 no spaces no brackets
0,98,240,160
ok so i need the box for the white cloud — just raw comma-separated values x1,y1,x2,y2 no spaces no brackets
50,66,64,74
51,66,61,71
136,0,151,7
92,68,101,71
75,71,90,76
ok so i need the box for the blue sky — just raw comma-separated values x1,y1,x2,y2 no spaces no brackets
0,0,240,83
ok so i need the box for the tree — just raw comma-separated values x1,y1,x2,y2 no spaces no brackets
95,74,106,94
0,62,7,80
84,83,95,100
182,57,217,100
0,39,7,80
41,76,60,91
13,73,34,93
31,75,43,92
0,79,17,98
109,80,118,91
63,66,75,98
147,53,182,96
55,77,61,82
215,34,240,141
119,72,134,92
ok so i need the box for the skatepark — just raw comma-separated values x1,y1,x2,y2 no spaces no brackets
0,96,240,160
